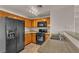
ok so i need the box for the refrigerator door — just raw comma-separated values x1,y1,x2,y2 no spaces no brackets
6,18,17,53
16,20,24,52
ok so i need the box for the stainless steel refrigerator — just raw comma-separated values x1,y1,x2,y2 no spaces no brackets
0,17,24,53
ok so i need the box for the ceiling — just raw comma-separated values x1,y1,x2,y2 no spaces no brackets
0,5,71,18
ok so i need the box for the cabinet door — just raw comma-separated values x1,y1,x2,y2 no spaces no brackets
24,33,31,45
25,20,31,28
45,34,50,41
31,33,36,43
31,20,37,27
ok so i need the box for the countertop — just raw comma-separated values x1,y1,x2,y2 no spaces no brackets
25,32,37,33
25,32,50,34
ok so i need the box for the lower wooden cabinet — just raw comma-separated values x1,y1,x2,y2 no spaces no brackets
31,33,36,43
24,33,32,45
24,33,36,45
45,34,50,41
24,33,50,46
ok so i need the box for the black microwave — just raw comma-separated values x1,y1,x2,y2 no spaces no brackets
38,22,47,27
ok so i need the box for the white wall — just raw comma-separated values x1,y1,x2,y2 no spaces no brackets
75,6,79,33
50,6,74,34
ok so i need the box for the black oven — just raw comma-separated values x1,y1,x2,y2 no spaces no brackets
37,22,47,27
36,32,45,45
39,29,47,33
36,29,47,45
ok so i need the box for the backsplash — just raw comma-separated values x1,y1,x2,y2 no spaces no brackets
25,27,50,33
25,27,38,32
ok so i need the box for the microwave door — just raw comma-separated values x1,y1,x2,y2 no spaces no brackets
38,22,47,27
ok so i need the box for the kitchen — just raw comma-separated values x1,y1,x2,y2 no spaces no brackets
0,5,50,53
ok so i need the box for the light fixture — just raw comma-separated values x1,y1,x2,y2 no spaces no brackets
29,6,40,16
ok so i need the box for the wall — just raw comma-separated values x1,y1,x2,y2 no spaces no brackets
75,6,79,33
50,6,74,34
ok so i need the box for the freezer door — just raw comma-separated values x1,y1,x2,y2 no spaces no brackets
16,20,24,52
6,18,17,53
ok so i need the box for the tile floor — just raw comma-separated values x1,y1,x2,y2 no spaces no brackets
21,43,40,53
21,39,79,53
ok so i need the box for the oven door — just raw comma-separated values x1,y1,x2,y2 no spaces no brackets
36,33,45,45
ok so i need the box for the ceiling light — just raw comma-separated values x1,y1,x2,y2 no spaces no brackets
28,6,39,16
31,7,37,12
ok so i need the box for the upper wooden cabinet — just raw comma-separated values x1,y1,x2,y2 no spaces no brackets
0,10,31,27
0,10,26,20
31,17,50,28
25,19,32,28
31,20,37,27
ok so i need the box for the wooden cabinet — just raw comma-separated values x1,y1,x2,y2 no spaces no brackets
24,33,36,45
24,33,50,45
31,33,36,43
31,17,50,28
25,20,31,28
45,34,50,41
31,20,37,27
24,33,32,45
0,10,27,21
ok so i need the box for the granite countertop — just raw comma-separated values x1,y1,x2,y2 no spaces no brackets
25,31,50,34
25,32,37,33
